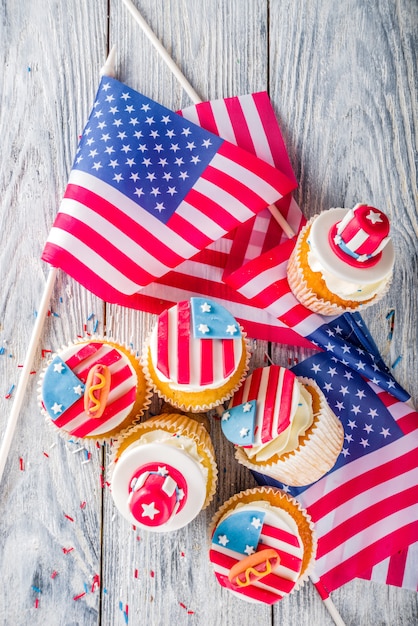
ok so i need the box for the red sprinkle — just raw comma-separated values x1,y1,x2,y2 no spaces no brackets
150,570,155,578
41,349,52,358
179,602,187,609
34,598,39,608
91,574,100,592
134,569,138,578
73,592,86,601
64,514,74,522
43,452,49,458
51,571,58,579
62,547,74,554
19,457,24,471
80,501,86,509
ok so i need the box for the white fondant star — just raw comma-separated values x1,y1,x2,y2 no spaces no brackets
239,427,250,438
198,323,210,334
141,501,160,520
242,402,252,413
177,488,185,501
157,466,169,476
225,324,237,335
251,517,262,529
366,209,383,224
244,545,256,556
221,411,230,421
51,402,63,415
200,302,211,313
73,385,84,396
217,534,229,547
53,362,65,373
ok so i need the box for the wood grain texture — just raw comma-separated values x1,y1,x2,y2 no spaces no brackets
0,0,417,624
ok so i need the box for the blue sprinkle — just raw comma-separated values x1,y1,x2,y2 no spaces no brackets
391,355,402,369
0,347,4,355
87,313,95,321
93,319,99,333
32,585,42,593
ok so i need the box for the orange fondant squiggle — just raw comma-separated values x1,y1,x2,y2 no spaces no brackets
228,548,280,588
84,364,111,418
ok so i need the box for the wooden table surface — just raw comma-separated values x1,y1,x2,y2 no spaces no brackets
1,1,417,624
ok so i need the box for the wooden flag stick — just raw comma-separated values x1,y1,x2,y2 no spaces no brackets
0,267,58,483
120,0,295,239
310,571,347,626
0,50,118,485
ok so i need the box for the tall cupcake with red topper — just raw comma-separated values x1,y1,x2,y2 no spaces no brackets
287,204,395,315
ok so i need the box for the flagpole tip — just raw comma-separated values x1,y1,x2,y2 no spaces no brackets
100,45,117,77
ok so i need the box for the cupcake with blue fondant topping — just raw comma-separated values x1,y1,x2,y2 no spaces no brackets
39,338,151,442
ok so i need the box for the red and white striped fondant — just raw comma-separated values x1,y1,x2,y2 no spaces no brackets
229,366,298,445
152,300,243,389
210,505,304,604
43,342,138,437
331,204,390,266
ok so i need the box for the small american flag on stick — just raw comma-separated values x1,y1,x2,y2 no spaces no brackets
42,77,295,302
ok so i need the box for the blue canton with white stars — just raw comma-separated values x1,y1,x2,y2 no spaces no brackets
43,356,85,420
73,77,223,223
306,312,409,401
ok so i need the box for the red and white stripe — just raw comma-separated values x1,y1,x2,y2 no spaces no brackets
299,399,418,593
154,300,241,387
361,542,418,591
51,342,137,438
230,365,298,444
210,518,304,604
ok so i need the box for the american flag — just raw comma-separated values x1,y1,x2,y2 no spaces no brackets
100,91,311,347
42,78,295,301
254,351,418,593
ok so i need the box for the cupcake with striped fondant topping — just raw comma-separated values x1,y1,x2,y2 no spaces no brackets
39,338,151,442
110,413,217,531
221,365,343,486
209,487,316,604
287,204,394,315
142,298,250,412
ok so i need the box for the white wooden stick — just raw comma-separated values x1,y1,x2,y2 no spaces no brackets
0,49,118,485
310,572,347,626
121,0,295,238
0,266,58,482
121,0,201,105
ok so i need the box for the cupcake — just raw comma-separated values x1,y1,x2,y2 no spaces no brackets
287,204,395,315
221,365,343,486
142,297,250,412
110,413,217,531
39,338,151,441
209,487,316,604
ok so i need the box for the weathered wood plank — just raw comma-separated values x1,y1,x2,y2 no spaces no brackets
0,0,107,623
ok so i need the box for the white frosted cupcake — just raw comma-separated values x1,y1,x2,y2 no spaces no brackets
142,297,250,412
39,337,151,442
110,413,217,531
221,365,344,486
209,487,316,604
287,204,394,315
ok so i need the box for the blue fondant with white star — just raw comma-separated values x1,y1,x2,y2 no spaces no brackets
42,356,85,420
212,509,266,555
221,400,256,445
190,298,242,339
